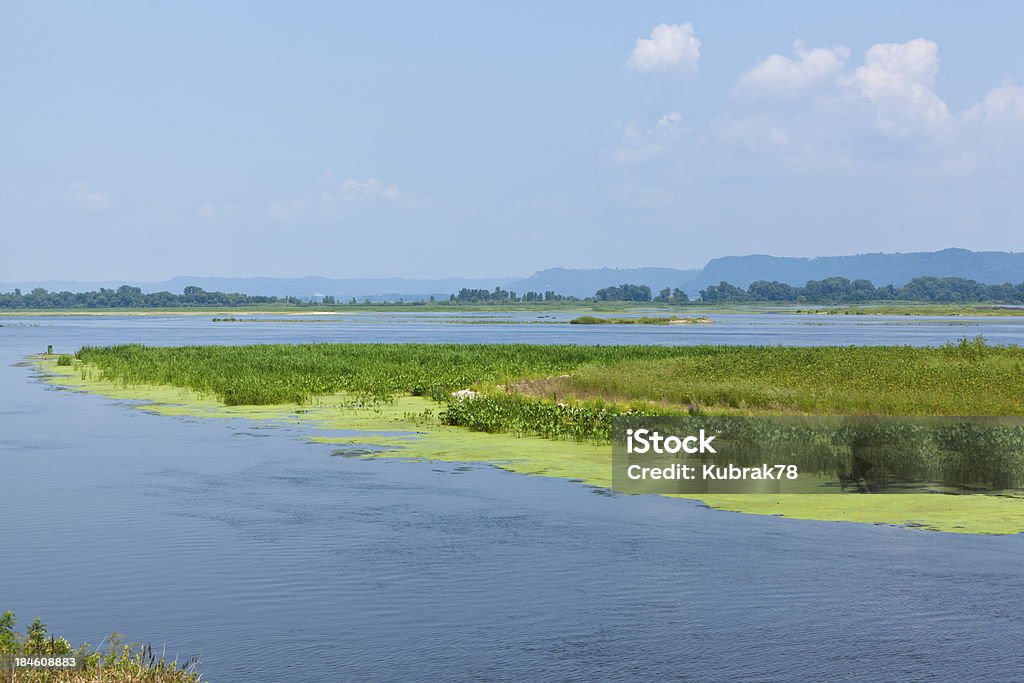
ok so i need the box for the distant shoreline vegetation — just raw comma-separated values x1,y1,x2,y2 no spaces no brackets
0,285,288,309
6,275,1024,309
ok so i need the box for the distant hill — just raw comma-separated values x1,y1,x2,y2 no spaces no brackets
5,249,1024,300
689,248,1024,291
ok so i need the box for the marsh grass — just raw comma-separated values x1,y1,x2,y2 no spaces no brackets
75,343,690,406
543,336,1024,416
0,612,202,682
75,337,1024,415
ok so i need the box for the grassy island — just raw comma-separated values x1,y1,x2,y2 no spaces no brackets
569,315,712,325
38,337,1024,534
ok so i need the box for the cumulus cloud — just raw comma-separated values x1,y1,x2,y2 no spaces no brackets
964,84,1024,125
860,39,939,86
728,37,962,148
616,33,1024,177
626,23,700,72
844,38,952,137
958,84,1024,169
736,41,849,97
63,181,109,209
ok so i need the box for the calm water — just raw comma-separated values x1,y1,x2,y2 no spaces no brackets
3,313,1024,682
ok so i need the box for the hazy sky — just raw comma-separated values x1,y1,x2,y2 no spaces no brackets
3,1,1024,280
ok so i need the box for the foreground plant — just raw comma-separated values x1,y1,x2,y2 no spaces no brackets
0,612,202,682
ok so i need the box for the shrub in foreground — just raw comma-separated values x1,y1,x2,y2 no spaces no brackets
0,611,202,682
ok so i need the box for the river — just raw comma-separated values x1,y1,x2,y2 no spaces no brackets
2,312,1023,681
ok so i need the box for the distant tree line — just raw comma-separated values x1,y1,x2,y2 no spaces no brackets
7,275,1024,309
450,287,573,303
655,287,690,304
594,284,650,302
591,276,1024,304
698,276,1024,303
0,285,292,309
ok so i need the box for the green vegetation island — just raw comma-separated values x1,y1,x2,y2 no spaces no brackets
568,315,713,325
37,337,1024,535
0,611,201,682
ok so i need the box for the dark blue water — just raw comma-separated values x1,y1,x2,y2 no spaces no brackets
2,313,1024,682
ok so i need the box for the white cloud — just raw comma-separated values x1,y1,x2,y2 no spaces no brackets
860,39,939,86
727,37,958,148
844,38,951,137
958,84,1024,169
736,41,849,97
964,84,1024,125
626,23,700,73
657,34,1024,176
63,181,109,209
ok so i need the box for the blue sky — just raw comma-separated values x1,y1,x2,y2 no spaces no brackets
3,1,1024,280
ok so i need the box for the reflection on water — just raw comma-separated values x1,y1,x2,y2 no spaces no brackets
2,314,1024,681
